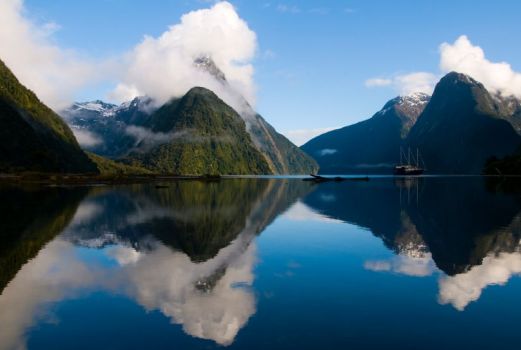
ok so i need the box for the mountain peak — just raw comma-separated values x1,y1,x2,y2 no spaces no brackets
378,92,430,123
117,95,153,113
440,71,482,87
71,100,118,117
193,55,226,82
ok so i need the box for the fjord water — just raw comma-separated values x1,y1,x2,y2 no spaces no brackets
2,178,521,349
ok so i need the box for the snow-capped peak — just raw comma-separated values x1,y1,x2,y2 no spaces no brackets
398,92,431,108
116,96,153,113
193,55,227,82
72,100,118,117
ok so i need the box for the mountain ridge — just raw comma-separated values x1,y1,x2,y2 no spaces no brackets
0,59,98,173
303,71,521,174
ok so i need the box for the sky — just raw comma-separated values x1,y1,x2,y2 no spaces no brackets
2,0,521,145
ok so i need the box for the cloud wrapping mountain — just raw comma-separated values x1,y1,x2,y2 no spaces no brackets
110,2,257,113
439,35,521,98
0,1,256,114
366,35,521,99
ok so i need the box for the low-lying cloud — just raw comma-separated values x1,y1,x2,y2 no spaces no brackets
71,128,103,148
125,125,233,149
319,148,338,156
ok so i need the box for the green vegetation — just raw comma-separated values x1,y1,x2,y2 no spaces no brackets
250,114,318,174
87,152,151,175
0,185,87,293
0,58,97,173
127,87,272,175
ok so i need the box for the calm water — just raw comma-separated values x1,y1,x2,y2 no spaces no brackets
2,177,521,349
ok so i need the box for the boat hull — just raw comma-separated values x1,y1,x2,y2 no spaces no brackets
393,167,424,176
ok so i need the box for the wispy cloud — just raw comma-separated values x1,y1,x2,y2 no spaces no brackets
365,78,392,87
283,127,338,146
308,7,330,15
276,4,300,13
365,72,438,95
262,49,277,60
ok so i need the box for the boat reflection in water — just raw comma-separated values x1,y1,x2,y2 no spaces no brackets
2,176,521,349
303,176,521,310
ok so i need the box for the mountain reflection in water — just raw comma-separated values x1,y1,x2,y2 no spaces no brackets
0,179,312,349
303,177,521,310
1,177,521,349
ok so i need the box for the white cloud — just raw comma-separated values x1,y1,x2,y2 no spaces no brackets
438,250,521,311
276,4,300,13
0,233,258,349
365,72,438,96
0,0,99,110
0,240,99,350
365,253,437,277
0,1,258,116
439,35,521,98
282,201,342,224
111,1,258,114
284,127,337,146
71,128,102,147
365,78,392,87
394,72,438,95
366,35,521,98
319,148,337,156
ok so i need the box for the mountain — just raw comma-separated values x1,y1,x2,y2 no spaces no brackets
0,185,88,293
124,87,272,175
301,93,430,174
194,55,317,174
0,59,98,173
303,177,521,276
62,57,317,175
304,71,521,174
63,178,313,263
62,97,152,158
407,72,521,174
247,113,318,174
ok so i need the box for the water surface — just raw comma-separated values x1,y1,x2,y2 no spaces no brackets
1,177,521,349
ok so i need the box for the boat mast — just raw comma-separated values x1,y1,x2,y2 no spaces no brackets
408,148,411,166
416,148,419,167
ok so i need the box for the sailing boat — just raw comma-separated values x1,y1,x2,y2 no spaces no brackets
394,147,425,175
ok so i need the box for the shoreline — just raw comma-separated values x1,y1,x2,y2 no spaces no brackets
1,173,521,186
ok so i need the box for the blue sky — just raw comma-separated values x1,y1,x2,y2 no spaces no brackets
18,0,521,144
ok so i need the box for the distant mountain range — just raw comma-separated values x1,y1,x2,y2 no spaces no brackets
62,57,317,175
302,92,430,174
303,72,521,174
5,50,521,176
